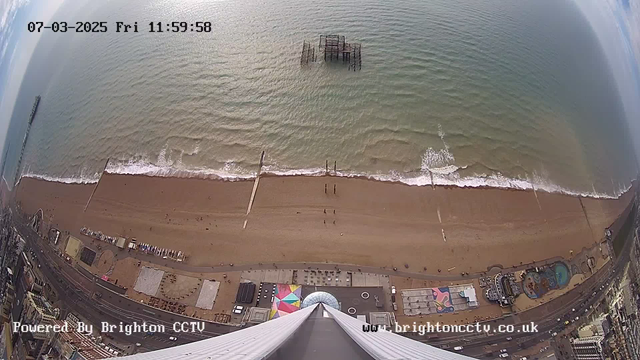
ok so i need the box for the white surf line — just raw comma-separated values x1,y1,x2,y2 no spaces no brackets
528,173,542,211
243,151,265,229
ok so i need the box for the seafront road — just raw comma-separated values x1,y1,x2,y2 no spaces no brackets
13,216,238,353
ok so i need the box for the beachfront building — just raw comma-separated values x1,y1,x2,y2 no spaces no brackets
450,284,479,309
608,296,639,360
401,285,479,316
11,292,59,360
484,272,522,306
49,320,113,359
571,336,606,360
578,314,610,338
0,282,14,323
115,303,474,359
22,292,57,329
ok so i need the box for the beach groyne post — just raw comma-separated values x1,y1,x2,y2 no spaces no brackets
244,151,265,229
527,173,542,211
84,158,110,212
301,41,308,65
578,197,596,242
429,170,434,190
13,96,41,190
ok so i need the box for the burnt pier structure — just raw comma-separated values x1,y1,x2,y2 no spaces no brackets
300,40,316,65
301,35,362,71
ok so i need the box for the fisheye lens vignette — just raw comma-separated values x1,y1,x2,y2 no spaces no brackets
0,0,639,359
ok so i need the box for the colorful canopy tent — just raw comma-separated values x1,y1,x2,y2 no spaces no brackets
270,284,302,319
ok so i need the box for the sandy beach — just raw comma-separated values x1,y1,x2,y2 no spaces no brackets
15,174,635,275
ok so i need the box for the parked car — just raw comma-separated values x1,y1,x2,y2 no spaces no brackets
169,336,177,341
499,354,509,358
453,346,463,351
391,286,396,294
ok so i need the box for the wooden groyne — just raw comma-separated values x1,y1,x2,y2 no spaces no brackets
14,96,40,188
84,158,110,212
244,151,265,229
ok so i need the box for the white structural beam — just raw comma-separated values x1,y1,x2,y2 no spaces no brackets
323,305,475,360
111,302,476,360
111,304,318,360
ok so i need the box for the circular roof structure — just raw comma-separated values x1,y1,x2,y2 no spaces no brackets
301,291,340,310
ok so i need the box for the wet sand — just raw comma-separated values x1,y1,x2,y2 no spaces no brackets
15,174,635,274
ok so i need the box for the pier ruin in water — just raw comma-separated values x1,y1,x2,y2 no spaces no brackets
301,35,362,71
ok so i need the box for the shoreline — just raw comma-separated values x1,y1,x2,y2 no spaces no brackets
19,167,635,200
15,172,636,275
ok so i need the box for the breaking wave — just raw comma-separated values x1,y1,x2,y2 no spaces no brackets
19,164,101,185
421,124,457,173
17,130,633,200
104,157,255,181
19,158,632,200
19,172,100,185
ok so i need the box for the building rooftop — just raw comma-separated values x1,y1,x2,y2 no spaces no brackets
368,312,393,327
27,292,55,317
402,285,478,315
53,321,113,359
246,307,270,323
